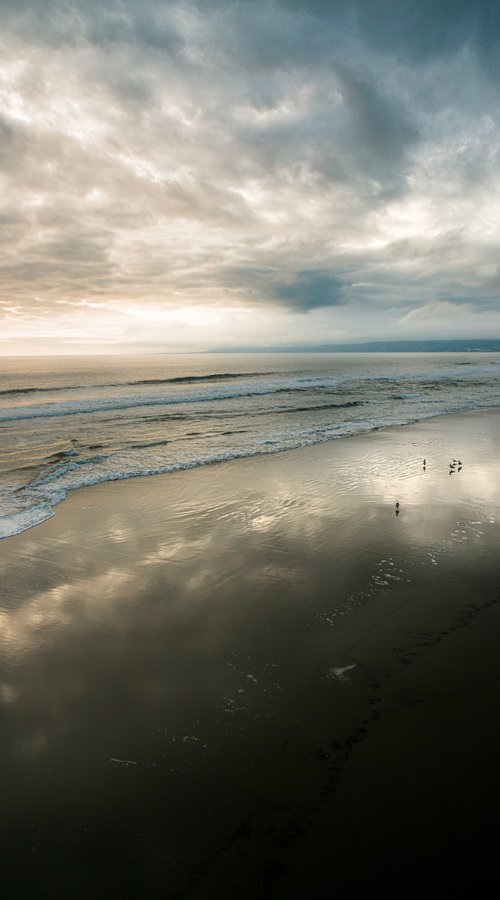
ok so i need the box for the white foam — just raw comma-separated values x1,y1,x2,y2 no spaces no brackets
0,505,54,539
327,664,357,682
108,758,138,767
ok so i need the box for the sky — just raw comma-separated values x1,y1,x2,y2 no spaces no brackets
1,0,500,355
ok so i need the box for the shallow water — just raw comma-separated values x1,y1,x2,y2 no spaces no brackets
2,351,500,538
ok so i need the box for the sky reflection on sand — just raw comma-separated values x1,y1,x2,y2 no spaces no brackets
1,412,500,654
1,411,500,896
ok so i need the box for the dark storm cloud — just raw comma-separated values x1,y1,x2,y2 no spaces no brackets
270,270,344,311
219,266,344,312
279,0,500,68
332,68,418,192
3,1,500,69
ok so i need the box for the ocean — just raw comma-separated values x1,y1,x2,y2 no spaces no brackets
1,351,500,539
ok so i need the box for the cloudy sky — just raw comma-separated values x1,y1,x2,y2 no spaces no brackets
1,0,500,354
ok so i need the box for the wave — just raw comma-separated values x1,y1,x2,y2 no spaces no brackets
291,400,362,412
131,372,276,385
52,449,80,459
0,371,276,398
2,358,499,403
3,365,498,423
0,376,347,422
0,387,69,397
129,439,170,450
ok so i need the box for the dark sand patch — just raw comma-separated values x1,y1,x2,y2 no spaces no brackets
1,409,500,896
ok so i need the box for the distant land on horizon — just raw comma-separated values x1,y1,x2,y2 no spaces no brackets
208,339,500,354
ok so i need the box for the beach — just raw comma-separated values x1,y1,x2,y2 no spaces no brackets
1,408,500,896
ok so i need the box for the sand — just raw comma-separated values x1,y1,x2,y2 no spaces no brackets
1,409,500,896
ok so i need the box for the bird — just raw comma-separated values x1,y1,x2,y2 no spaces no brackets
395,500,400,509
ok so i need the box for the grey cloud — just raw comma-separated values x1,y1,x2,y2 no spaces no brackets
220,266,344,312
0,216,116,305
385,230,468,266
0,114,15,143
337,70,417,159
270,270,344,311
355,0,500,70
0,114,26,167
1,0,499,345
279,1,500,69
213,63,418,200
4,2,500,74
0,1,183,51
330,68,418,193
85,7,183,55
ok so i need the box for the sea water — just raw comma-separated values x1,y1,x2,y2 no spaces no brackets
1,351,500,538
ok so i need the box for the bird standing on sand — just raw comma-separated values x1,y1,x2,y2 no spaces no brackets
395,501,400,510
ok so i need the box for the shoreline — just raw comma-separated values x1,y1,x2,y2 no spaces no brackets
2,403,500,545
1,407,500,895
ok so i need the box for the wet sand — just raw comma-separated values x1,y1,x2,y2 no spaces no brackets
1,410,500,896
